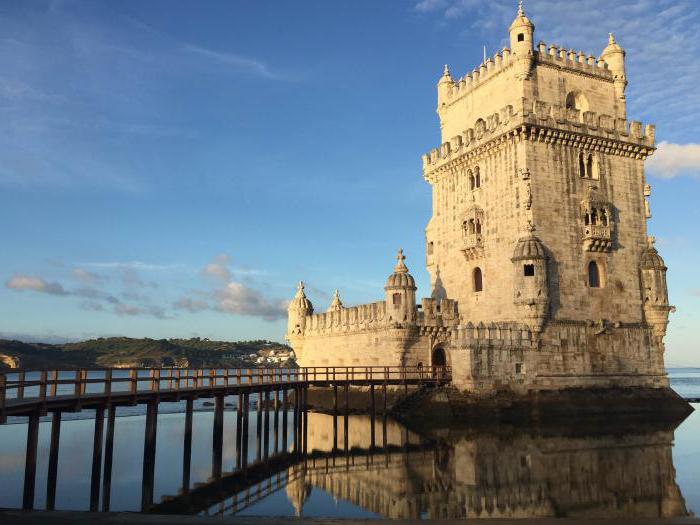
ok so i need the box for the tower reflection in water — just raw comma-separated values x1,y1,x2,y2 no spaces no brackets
282,413,688,520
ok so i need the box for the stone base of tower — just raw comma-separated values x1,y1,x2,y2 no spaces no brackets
392,385,693,428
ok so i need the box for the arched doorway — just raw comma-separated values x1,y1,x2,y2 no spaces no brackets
432,346,447,380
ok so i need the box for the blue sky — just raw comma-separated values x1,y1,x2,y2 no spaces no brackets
1,0,699,365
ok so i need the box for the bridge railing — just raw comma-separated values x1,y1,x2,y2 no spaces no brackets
0,366,451,411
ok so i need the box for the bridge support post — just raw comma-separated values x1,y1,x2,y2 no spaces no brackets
256,392,263,461
90,405,105,511
370,384,376,449
333,384,338,450
293,387,299,453
282,389,288,451
141,401,158,511
102,405,116,511
302,387,308,455
182,398,193,492
212,395,224,479
242,393,249,470
46,411,61,510
263,390,270,460
344,383,349,454
22,410,40,510
273,390,279,455
236,394,243,470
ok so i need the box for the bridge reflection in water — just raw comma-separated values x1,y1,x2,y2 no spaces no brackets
153,412,689,520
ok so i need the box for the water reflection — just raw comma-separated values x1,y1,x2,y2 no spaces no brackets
0,407,694,519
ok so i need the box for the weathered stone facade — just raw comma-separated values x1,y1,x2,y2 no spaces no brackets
287,6,674,395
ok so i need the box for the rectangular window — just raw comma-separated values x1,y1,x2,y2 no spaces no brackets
392,293,402,305
523,264,535,277
515,363,522,375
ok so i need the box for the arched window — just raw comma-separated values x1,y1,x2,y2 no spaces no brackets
473,267,483,292
475,218,482,234
468,219,476,234
468,169,475,190
600,209,608,226
586,154,593,178
392,292,402,305
578,151,586,178
590,208,598,225
566,91,589,112
588,261,601,288
474,167,481,188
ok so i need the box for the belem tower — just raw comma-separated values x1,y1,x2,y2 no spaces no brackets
285,5,679,400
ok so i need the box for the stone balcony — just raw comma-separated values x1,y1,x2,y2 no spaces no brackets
462,234,484,260
582,224,613,252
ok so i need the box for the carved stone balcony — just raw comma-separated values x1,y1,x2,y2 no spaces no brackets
582,224,613,252
462,234,484,260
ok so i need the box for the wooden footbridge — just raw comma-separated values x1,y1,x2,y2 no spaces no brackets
0,365,450,512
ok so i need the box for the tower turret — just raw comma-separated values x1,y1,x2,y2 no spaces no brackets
640,237,673,340
600,33,627,117
437,64,453,109
384,249,417,323
327,289,344,312
509,0,535,80
287,281,313,336
512,224,549,332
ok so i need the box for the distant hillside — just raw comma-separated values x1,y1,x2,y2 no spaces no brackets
0,337,294,370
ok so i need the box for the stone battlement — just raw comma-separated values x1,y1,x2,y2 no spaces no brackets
304,301,387,335
422,99,654,177
535,41,613,79
440,42,613,111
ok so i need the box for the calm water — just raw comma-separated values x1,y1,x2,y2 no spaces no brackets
0,369,698,519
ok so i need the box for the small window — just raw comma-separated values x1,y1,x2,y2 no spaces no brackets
523,264,535,277
579,152,586,178
517,33,524,42
588,261,601,288
473,267,483,292
392,293,402,305
427,241,434,255
474,167,481,188
515,363,522,375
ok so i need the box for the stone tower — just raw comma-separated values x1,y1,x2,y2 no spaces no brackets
423,2,663,334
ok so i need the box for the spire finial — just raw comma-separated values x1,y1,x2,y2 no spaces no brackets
608,32,615,45
328,289,343,312
443,64,450,76
647,235,656,248
518,0,524,16
526,220,536,234
294,281,306,298
394,248,408,273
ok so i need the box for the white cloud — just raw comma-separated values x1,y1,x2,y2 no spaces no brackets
173,296,210,313
177,254,287,321
215,282,287,321
5,274,68,295
647,142,700,178
184,44,285,81
202,254,232,282
72,267,105,286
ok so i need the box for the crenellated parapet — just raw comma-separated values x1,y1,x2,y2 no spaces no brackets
451,321,534,349
423,99,654,180
303,300,388,336
535,41,613,79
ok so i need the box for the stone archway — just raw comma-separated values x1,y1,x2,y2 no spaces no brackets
432,346,446,367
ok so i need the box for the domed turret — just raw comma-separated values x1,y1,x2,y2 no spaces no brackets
437,64,454,109
385,249,417,323
511,223,549,332
509,0,535,80
600,33,627,116
287,281,313,336
327,289,344,312
640,237,673,339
